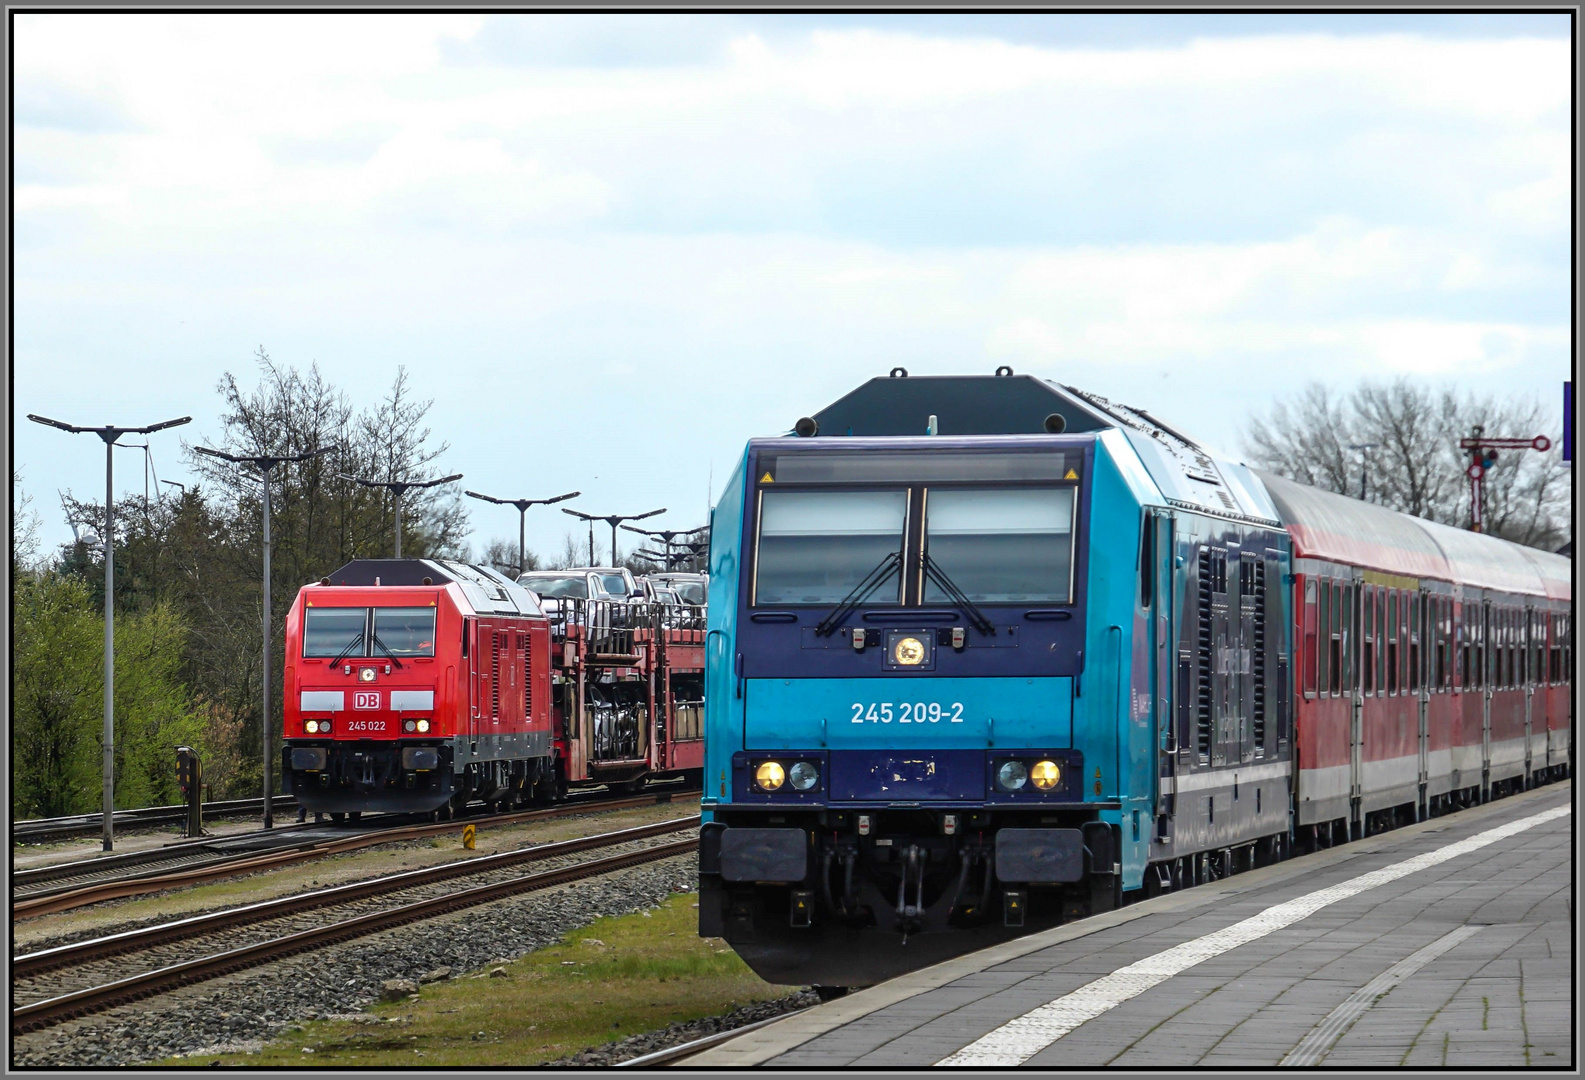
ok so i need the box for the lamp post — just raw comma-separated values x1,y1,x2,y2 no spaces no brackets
462,489,580,575
1346,443,1380,502
620,523,708,572
195,444,338,830
27,413,191,851
561,507,666,566
342,473,463,558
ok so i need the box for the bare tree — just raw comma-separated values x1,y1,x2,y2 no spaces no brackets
479,536,539,577
547,532,587,570
1243,378,1569,550
1244,384,1355,494
13,468,42,574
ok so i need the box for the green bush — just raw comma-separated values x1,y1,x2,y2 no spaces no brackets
12,571,203,818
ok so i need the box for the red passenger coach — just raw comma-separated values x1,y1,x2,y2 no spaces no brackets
283,559,555,817
1260,473,1572,844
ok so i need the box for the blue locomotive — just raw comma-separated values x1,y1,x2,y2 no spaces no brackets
698,370,1294,988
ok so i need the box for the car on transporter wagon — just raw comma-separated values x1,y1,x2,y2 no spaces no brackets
696,368,1572,996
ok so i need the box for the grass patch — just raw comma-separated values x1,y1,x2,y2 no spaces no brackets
15,803,696,950
160,891,791,1067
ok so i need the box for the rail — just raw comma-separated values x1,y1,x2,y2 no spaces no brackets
13,789,701,919
13,833,699,1034
14,816,700,979
13,796,298,844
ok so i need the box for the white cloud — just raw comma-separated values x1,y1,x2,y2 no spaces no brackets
11,15,1569,557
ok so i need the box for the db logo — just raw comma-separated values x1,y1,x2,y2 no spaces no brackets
353,691,381,710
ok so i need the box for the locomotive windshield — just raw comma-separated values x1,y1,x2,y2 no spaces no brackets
754,489,906,605
923,487,1075,603
372,608,437,657
302,606,436,658
302,608,366,658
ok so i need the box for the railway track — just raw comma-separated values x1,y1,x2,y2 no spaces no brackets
13,797,299,845
13,819,701,1034
14,789,700,919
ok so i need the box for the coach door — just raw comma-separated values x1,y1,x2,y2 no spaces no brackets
1349,582,1364,840
1523,603,1535,786
1481,599,1492,801
1417,589,1430,820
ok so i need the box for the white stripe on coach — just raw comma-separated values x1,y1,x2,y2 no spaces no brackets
934,804,1570,1068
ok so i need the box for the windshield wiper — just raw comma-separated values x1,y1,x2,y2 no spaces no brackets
921,551,996,637
814,551,902,638
370,632,407,669
329,633,365,667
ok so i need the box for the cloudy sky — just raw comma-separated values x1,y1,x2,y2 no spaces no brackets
13,13,1571,563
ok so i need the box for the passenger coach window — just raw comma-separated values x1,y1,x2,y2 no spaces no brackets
923,487,1075,604
1302,580,1318,696
1328,583,1342,697
373,608,437,657
1409,595,1420,693
755,489,907,605
303,607,366,658
1362,588,1376,696
1387,591,1399,695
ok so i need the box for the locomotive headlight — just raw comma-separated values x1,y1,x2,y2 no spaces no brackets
359,667,376,683
996,760,1028,791
892,636,927,666
305,720,319,734
403,719,416,733
754,761,786,791
416,719,431,733
1030,760,1061,791
788,761,820,791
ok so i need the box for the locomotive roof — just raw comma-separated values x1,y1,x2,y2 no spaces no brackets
1257,470,1570,600
808,373,1113,437
321,558,543,617
801,373,1280,525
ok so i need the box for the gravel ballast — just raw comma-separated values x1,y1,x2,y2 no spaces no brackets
13,855,705,1067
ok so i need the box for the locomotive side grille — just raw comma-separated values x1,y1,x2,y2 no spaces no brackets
1196,548,1214,762
1251,556,1267,753
490,631,501,720
521,631,532,718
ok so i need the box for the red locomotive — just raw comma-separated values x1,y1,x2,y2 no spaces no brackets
282,559,704,820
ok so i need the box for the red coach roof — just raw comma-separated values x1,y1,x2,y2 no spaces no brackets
1258,469,1567,600
1256,470,1451,580
1417,517,1567,600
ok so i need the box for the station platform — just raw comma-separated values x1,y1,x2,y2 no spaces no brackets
686,780,1572,1068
